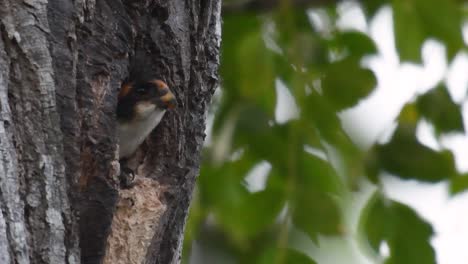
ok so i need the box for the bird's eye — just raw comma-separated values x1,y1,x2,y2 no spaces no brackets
135,88,146,95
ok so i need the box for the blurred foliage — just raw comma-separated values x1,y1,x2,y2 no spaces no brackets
360,193,436,264
183,0,467,263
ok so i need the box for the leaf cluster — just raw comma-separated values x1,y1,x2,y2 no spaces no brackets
183,1,467,263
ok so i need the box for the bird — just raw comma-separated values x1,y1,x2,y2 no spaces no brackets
117,77,176,186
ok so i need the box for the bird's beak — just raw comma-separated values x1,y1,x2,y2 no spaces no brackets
151,80,177,109
158,90,177,109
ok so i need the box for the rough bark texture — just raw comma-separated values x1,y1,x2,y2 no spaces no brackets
0,0,220,263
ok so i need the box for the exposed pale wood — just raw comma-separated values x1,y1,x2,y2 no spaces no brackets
103,177,166,264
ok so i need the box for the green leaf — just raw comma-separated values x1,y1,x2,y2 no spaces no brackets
275,8,314,48
234,105,288,166
360,193,436,264
199,160,251,210
321,58,377,111
417,84,464,135
331,31,378,58
303,91,365,188
292,191,343,239
299,153,343,194
273,53,296,85
365,147,380,183
331,132,367,188
221,14,262,95
360,193,392,252
274,8,328,70
290,32,328,68
398,103,420,125
199,160,285,240
258,247,317,264
392,0,426,62
217,14,264,133
228,189,285,238
361,0,387,18
449,173,468,195
393,0,465,62
374,125,457,182
303,92,342,140
292,154,344,238
237,31,276,112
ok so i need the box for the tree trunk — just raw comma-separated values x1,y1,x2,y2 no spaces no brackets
0,0,220,263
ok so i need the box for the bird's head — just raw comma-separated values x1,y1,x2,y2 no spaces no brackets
117,79,177,121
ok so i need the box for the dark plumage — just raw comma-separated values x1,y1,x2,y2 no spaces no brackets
117,78,176,159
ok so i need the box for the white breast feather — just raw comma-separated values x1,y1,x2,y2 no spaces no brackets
118,108,166,159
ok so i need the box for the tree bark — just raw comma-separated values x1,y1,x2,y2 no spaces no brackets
0,0,220,263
